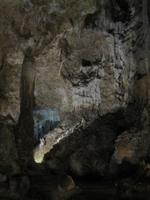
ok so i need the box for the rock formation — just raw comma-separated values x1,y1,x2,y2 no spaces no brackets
0,0,149,199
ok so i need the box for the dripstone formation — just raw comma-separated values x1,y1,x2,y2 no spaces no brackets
0,0,149,199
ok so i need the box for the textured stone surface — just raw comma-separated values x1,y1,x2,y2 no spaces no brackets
0,0,149,190
0,0,149,123
0,124,18,170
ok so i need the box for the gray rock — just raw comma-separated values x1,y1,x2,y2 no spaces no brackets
0,0,149,179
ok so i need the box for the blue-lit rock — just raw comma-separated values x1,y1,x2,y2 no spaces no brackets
33,107,60,142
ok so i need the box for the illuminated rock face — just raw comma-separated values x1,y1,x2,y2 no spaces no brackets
33,107,60,142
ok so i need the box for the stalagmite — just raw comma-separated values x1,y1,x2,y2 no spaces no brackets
17,48,36,166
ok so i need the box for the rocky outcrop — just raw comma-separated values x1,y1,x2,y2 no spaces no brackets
0,1,149,198
0,0,149,123
42,99,147,176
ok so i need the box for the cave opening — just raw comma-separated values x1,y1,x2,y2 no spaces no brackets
33,107,60,144
32,107,60,163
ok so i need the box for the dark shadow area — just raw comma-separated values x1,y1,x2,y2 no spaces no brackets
81,59,100,67
44,98,145,179
111,0,131,23
84,11,100,29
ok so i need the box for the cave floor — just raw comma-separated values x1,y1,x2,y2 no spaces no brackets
28,171,150,200
1,180,150,200
1,167,150,200
70,179,150,200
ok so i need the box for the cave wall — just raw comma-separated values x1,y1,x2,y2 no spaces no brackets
0,0,149,190
0,0,149,123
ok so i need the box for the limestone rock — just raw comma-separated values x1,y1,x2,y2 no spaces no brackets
0,0,149,181
0,124,18,173
0,0,148,126
112,130,150,165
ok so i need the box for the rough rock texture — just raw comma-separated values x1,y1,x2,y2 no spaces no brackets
43,100,147,176
0,124,18,173
0,0,149,122
0,0,149,195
